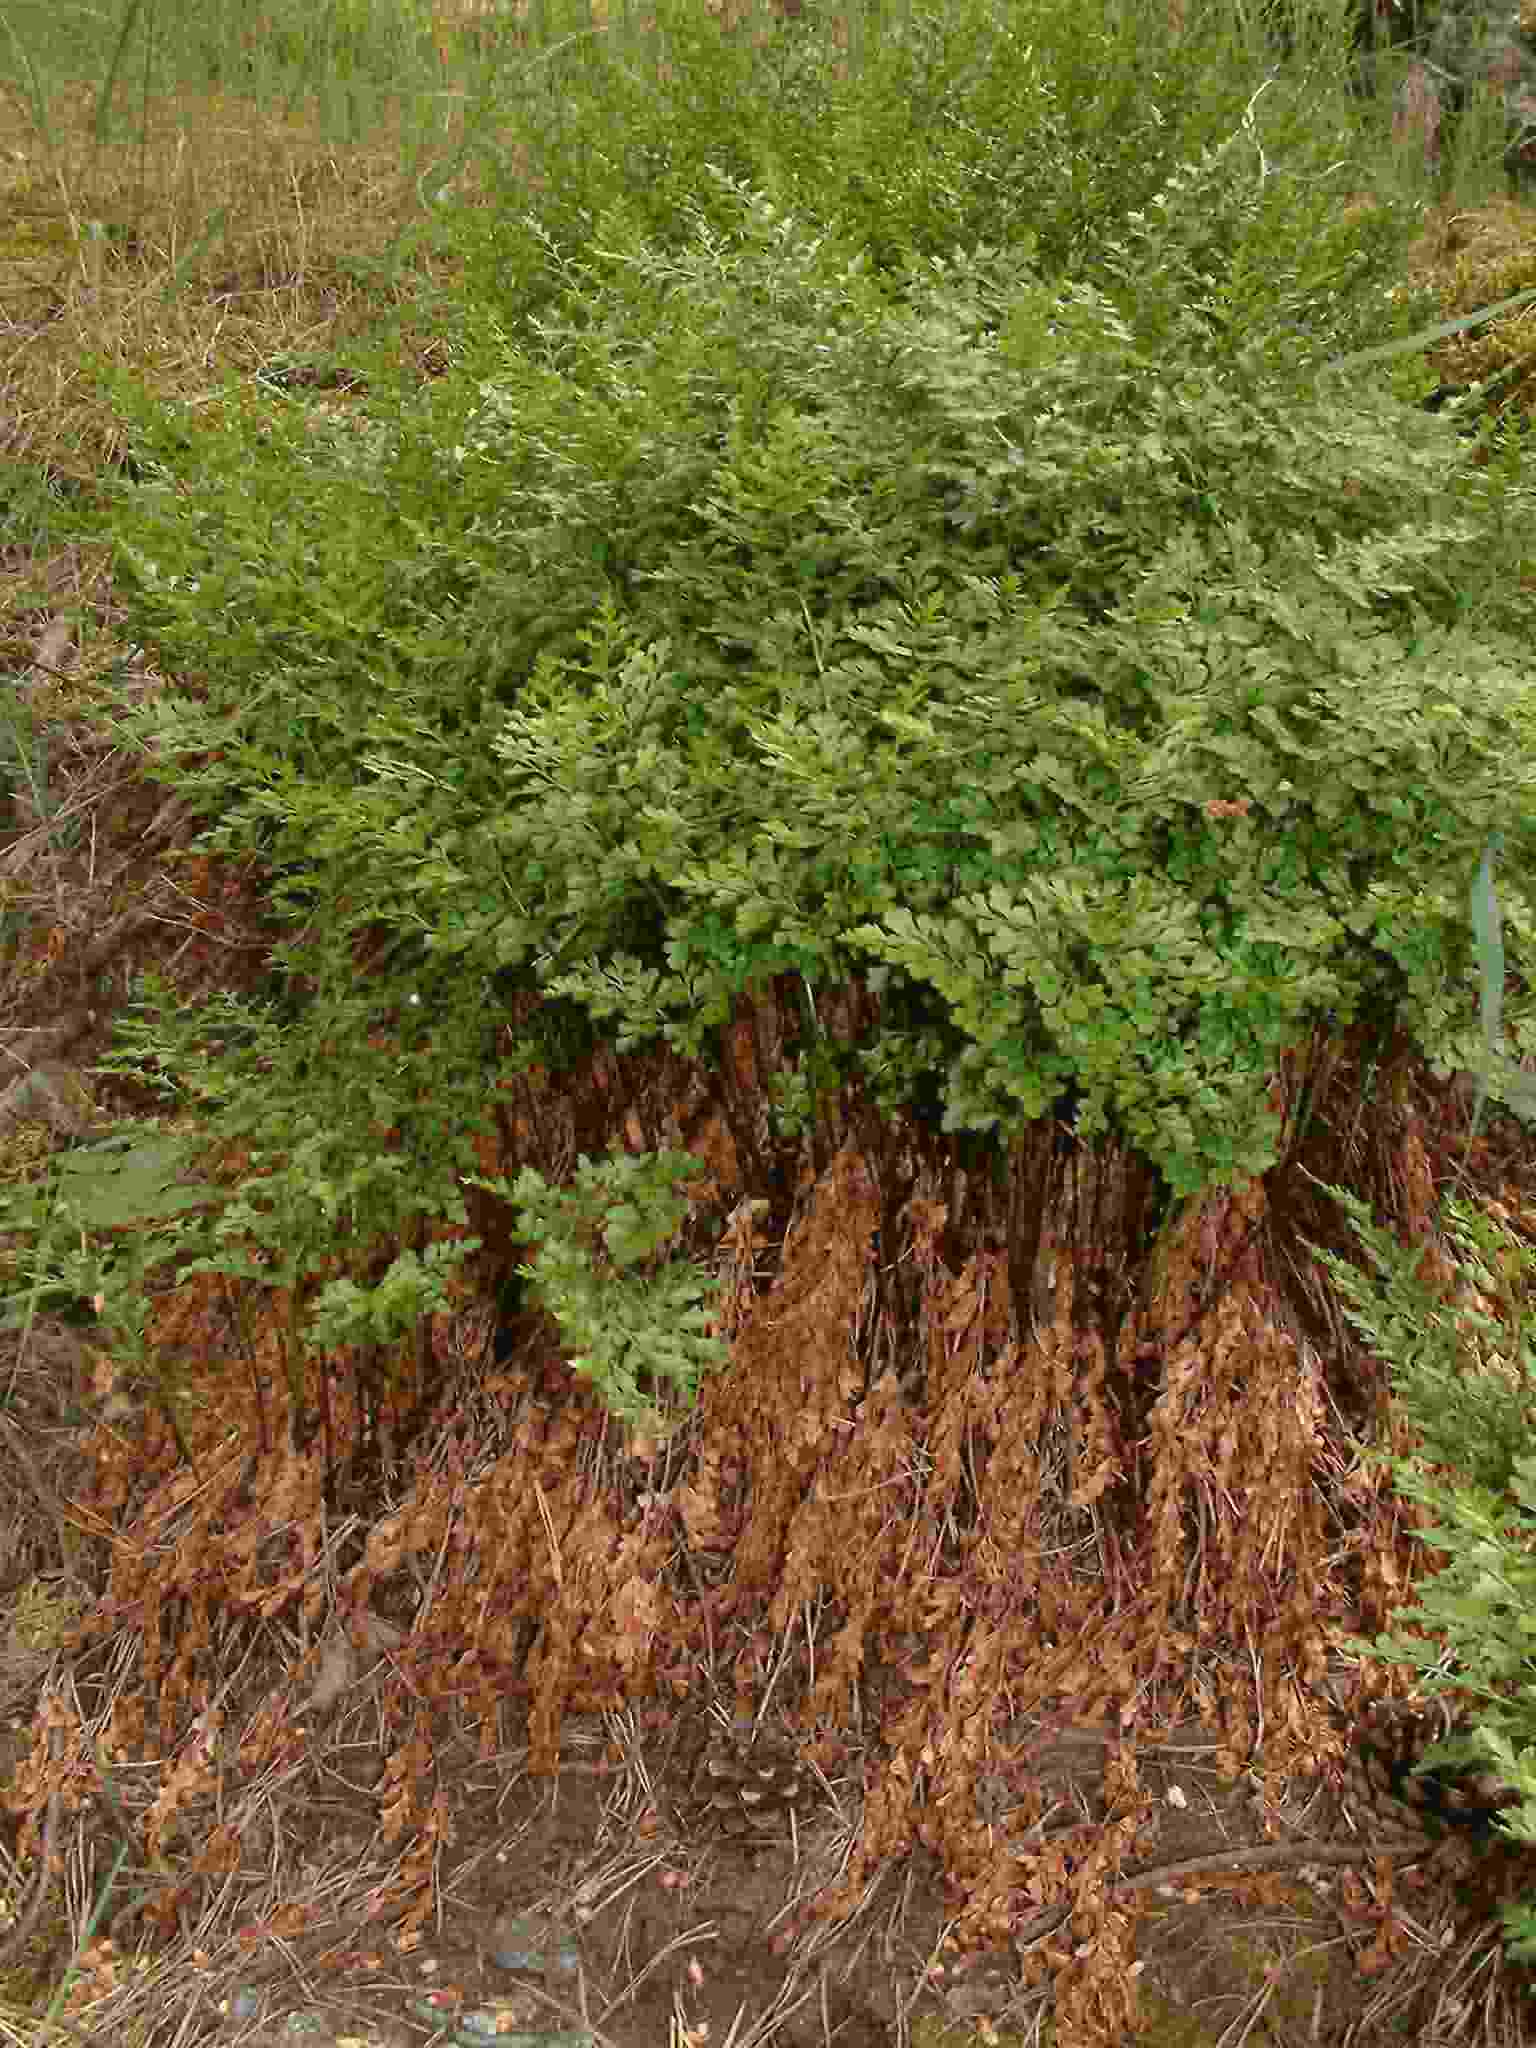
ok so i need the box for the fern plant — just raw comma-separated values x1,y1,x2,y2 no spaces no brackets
472,1147,729,1439
101,138,1536,1198
35,5,1536,1488
1314,1176,1536,1961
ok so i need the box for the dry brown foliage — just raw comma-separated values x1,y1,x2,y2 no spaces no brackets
5,967,1523,2037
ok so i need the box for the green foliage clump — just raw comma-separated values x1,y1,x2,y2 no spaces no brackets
92,120,1536,1199
1315,1178,1536,1961
475,1148,728,1437
20,966,501,1434
0,974,723,1447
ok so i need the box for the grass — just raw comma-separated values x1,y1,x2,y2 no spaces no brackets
0,0,1462,495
